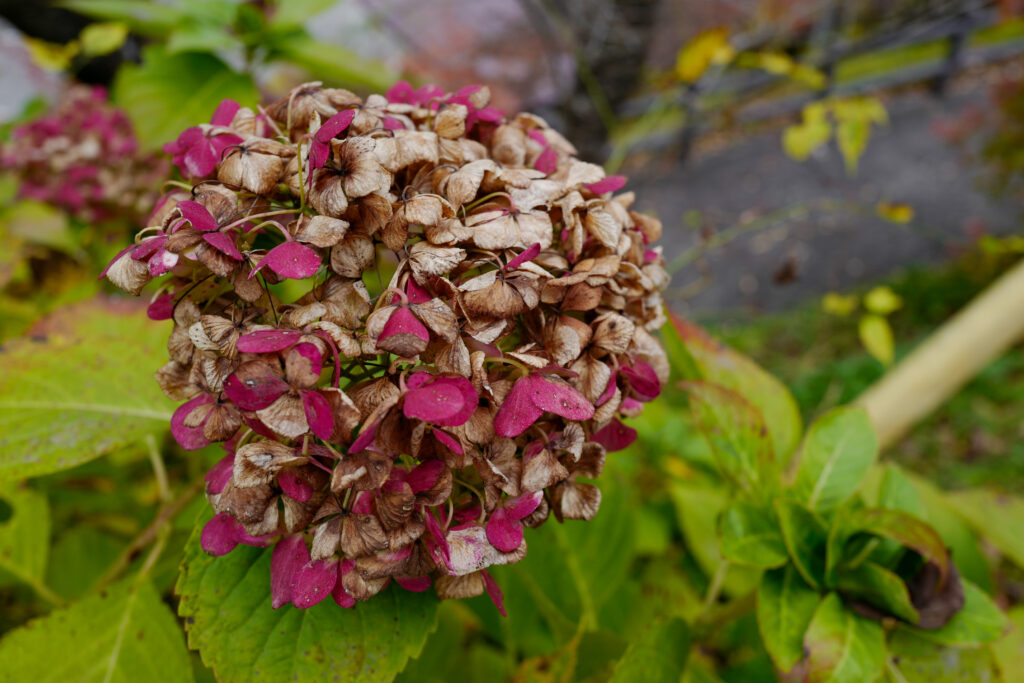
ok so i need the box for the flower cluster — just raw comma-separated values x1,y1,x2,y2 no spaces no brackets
1,86,168,222
104,81,669,614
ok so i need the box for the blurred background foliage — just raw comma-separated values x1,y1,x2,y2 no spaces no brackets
1,0,1024,681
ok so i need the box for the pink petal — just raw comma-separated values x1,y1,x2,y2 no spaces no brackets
527,129,547,145
405,278,432,304
406,371,431,390
383,116,405,131
596,369,618,407
261,241,321,280
423,508,451,570
349,419,379,454
332,559,357,608
493,377,545,438
621,361,661,400
585,175,627,195
485,507,523,552
379,306,430,345
504,491,543,520
405,459,445,493
201,512,243,556
432,429,463,454
171,394,213,450
403,377,476,427
300,389,334,440
620,396,644,415
473,105,503,123
236,329,302,353
314,110,356,144
131,235,166,261
177,200,219,232
527,375,595,421
591,417,637,452
147,292,174,321
308,140,329,170
482,570,507,617
279,469,313,502
395,575,431,592
386,81,415,104
148,250,178,277
351,491,374,515
292,559,339,609
203,231,243,260
205,453,235,494
534,147,558,175
210,99,241,126
505,242,541,271
183,140,218,178
271,535,309,609
224,370,288,410
293,342,324,375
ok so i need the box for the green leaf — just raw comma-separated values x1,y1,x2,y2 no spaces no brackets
836,562,918,623
888,627,999,682
609,617,690,683
165,23,245,55
848,508,949,584
804,593,886,683
795,406,878,513
719,501,788,568
902,581,1007,648
47,525,125,600
667,315,802,464
858,314,895,366
757,565,822,672
267,0,337,28
113,47,258,150
784,103,832,161
177,509,439,682
877,464,923,516
269,39,398,93
991,606,1024,683
0,484,49,590
682,381,772,493
0,301,176,483
775,500,828,589
943,488,1024,569
79,21,129,57
57,0,184,37
0,578,194,682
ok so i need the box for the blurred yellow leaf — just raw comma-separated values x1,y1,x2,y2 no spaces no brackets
822,292,858,317
833,97,888,174
791,63,827,90
25,38,79,72
978,235,1024,254
676,28,733,83
783,102,831,161
79,22,129,57
864,286,903,315
750,51,794,75
876,202,914,223
833,96,888,125
859,314,895,366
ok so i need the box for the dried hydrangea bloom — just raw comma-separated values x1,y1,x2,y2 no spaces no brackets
105,80,669,615
1,85,169,223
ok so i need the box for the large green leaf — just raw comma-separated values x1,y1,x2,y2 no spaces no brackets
847,508,949,584
944,489,1024,569
113,47,258,150
803,593,886,683
775,500,828,590
0,578,194,682
991,606,1024,683
756,565,821,673
177,509,439,682
681,381,772,494
270,39,397,93
718,501,788,569
889,627,1000,683
900,581,1007,648
0,300,176,483
57,0,185,37
609,617,690,683
667,315,802,464
0,484,49,591
794,407,878,513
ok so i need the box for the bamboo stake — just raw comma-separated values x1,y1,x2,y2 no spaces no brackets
857,257,1024,449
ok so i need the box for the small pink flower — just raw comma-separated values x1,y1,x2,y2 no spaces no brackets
201,512,272,556
308,110,355,171
163,99,243,178
402,372,478,427
591,417,637,452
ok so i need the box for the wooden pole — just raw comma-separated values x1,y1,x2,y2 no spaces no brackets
857,258,1024,449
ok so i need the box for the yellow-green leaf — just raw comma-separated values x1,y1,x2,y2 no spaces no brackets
676,28,733,83
864,286,902,315
859,314,895,366
876,201,914,224
24,38,79,72
79,21,129,56
822,292,858,317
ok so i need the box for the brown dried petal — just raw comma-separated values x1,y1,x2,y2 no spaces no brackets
377,481,415,530
106,252,151,295
218,147,284,195
435,572,485,599
294,215,350,248
256,393,309,439
555,481,602,521
522,448,570,492
408,242,464,282
340,513,388,558
155,360,197,401
234,440,307,487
